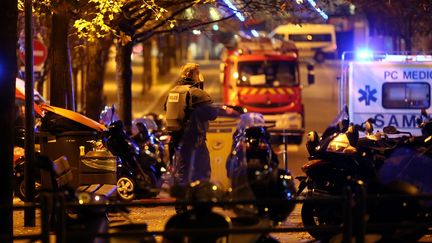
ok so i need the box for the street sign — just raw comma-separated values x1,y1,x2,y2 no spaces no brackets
19,39,48,67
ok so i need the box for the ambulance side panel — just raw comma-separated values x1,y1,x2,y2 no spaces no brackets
349,61,432,135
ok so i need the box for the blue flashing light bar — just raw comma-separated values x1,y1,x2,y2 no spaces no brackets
356,48,373,60
306,0,328,20
251,29,259,37
222,0,245,22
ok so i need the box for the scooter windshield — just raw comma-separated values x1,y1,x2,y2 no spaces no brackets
321,106,350,139
100,106,120,127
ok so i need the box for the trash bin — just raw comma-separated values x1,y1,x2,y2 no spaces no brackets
207,116,239,191
40,131,101,188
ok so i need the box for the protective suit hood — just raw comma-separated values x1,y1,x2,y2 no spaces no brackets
177,77,199,86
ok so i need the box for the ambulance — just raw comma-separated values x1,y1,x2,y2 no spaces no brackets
269,24,337,63
339,51,432,135
220,36,314,144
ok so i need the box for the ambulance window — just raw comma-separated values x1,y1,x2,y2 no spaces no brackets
273,34,285,41
382,82,430,109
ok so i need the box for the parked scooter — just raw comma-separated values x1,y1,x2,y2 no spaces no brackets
298,107,431,242
226,112,297,242
162,107,296,243
100,106,162,200
13,127,42,201
131,117,167,177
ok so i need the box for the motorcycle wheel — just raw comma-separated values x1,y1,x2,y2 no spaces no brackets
14,176,41,202
117,176,136,201
301,201,341,241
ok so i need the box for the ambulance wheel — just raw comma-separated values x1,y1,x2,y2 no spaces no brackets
117,176,136,201
314,51,326,63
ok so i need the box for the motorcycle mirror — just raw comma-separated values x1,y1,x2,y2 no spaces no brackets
364,118,374,134
346,124,359,147
111,105,116,123
416,117,423,126
421,109,428,118
306,131,319,156
367,118,375,123
383,126,398,134
338,119,350,132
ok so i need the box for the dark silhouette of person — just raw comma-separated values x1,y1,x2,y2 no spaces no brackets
164,63,218,213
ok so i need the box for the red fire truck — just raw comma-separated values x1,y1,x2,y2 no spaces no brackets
220,36,314,144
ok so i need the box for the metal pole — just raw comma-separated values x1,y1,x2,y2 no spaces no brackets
339,52,346,112
56,195,66,243
342,186,353,243
283,130,288,171
24,0,36,226
40,194,50,243
356,180,367,243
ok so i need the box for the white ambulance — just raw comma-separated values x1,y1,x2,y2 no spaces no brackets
339,52,432,135
269,24,337,63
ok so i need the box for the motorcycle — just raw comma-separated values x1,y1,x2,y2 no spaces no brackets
100,106,162,200
131,117,167,178
162,107,296,243
13,126,42,201
298,107,432,242
226,111,297,242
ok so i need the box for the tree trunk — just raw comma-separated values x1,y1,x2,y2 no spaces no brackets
85,38,112,120
0,0,17,240
116,42,133,134
50,6,75,110
168,35,176,67
163,35,172,72
405,17,413,52
158,35,170,76
141,41,152,94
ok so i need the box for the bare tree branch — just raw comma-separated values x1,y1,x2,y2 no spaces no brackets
135,11,237,43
